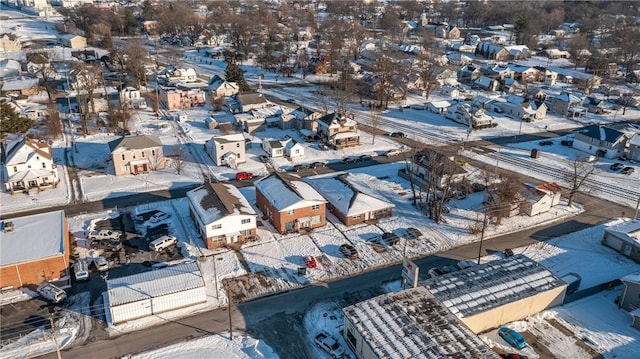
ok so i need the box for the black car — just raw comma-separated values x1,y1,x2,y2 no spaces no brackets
259,155,269,163
342,157,358,164
610,163,625,171
339,244,359,259
381,232,400,246
389,132,406,138
622,167,635,175
309,161,327,169
293,164,308,172
538,140,553,146
560,140,573,146
357,154,373,162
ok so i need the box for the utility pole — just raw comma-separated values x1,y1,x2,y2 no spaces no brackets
477,209,489,265
48,307,62,359
224,280,233,341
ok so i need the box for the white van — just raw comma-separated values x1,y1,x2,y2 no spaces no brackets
37,283,67,303
384,149,402,157
92,256,109,272
149,235,177,252
73,260,89,281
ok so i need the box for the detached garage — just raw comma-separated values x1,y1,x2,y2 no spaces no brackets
602,220,640,263
105,262,206,324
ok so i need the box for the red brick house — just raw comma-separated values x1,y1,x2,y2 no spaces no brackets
254,172,326,233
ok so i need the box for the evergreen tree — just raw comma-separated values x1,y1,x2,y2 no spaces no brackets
224,61,251,93
0,100,33,139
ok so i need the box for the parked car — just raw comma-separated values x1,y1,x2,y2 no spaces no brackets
235,171,254,180
314,332,345,358
88,230,121,241
622,167,635,175
37,283,67,303
389,132,406,138
149,235,178,252
610,163,625,171
428,267,444,278
73,260,89,281
285,98,296,104
498,327,527,349
381,232,400,246
342,157,358,164
618,155,628,161
339,244,359,259
405,227,424,241
560,139,573,146
471,183,486,192
92,256,109,272
149,211,170,223
92,238,123,252
538,140,553,146
457,260,477,270
441,264,459,274
357,154,373,162
293,164,308,172
310,161,327,169
384,149,402,157
259,155,270,163
303,255,317,269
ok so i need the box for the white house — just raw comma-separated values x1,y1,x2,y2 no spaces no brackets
187,183,257,249
208,75,239,98
572,125,628,159
205,133,246,167
426,100,452,114
2,137,59,193
285,139,304,158
500,95,547,121
159,65,197,84
445,103,493,128
440,85,460,98
120,86,146,109
262,139,286,158
628,134,640,161
520,182,562,216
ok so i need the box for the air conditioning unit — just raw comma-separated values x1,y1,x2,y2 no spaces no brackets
3,221,14,232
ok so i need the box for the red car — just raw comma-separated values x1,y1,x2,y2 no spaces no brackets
235,172,254,180
303,255,317,268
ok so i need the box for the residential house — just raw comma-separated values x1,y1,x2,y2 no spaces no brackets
108,135,165,176
506,64,540,82
120,86,146,109
205,133,246,167
0,59,21,80
405,149,467,189
290,106,321,132
187,183,257,249
161,86,206,111
305,174,394,226
236,93,271,113
0,34,21,52
549,92,584,117
316,112,360,149
572,125,628,159
539,49,570,59
620,273,640,330
0,210,70,289
25,52,50,73
445,102,494,128
446,52,472,66
583,96,605,114
158,65,197,84
473,76,500,91
2,137,59,194
208,74,239,98
262,139,286,158
440,85,460,98
481,64,514,81
426,100,452,114
520,182,562,216
602,220,640,264
435,24,460,39
500,95,547,121
457,64,481,83
5,99,48,120
254,172,326,234
628,70,640,84
477,42,529,61
628,134,640,161
285,139,304,158
58,34,86,49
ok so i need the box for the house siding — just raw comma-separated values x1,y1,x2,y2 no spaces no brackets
112,146,165,176
256,190,326,233
620,281,640,311
573,133,626,159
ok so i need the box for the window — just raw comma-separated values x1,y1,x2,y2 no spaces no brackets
121,154,125,161
132,151,136,159
352,214,361,219
240,229,252,236
142,151,146,158
287,209,295,215
211,224,222,230
236,143,240,147
221,145,224,150
311,205,320,210
151,149,156,156
310,215,321,224
27,165,31,169
42,162,46,168
212,235,224,243
241,218,251,224
13,166,17,173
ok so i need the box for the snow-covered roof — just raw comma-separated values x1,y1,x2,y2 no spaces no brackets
305,174,394,217
187,183,256,225
343,287,500,359
604,219,640,245
621,272,640,285
575,125,625,143
429,100,452,109
424,255,565,318
630,134,640,146
255,172,325,212
213,133,245,144
107,262,205,306
0,210,66,266
108,135,162,152
4,137,52,165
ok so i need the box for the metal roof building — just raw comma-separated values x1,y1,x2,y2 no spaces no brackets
105,262,206,324
342,286,500,359
423,254,567,333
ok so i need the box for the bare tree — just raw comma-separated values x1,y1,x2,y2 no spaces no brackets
369,111,383,145
403,149,420,207
108,105,132,131
419,150,460,224
485,173,523,225
564,156,595,207
170,145,187,175
72,62,103,115
44,104,63,140
123,39,150,88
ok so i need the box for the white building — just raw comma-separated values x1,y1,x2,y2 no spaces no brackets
187,183,257,249
105,262,206,325
205,133,246,167
445,103,493,128
2,137,59,193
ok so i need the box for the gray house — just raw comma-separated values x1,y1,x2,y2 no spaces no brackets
619,273,640,330
602,220,640,263
572,125,628,159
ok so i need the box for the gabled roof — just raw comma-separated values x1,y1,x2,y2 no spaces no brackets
237,92,269,106
5,137,52,165
316,112,357,128
576,125,626,143
187,183,255,224
305,173,394,217
255,172,325,211
212,133,245,144
108,135,162,152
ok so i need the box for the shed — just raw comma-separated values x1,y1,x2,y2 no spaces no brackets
105,262,206,324
602,220,640,263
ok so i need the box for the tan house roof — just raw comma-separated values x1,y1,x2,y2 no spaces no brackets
108,135,162,152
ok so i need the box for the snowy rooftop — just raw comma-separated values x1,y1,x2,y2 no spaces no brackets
343,287,500,359
305,174,394,216
255,172,325,211
423,255,565,318
106,262,205,306
187,183,255,224
604,219,640,244
0,210,66,265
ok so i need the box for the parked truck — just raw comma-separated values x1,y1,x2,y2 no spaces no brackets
37,283,67,303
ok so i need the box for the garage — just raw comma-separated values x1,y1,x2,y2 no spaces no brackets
105,262,206,325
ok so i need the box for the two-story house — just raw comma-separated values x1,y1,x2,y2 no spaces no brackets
2,137,59,193
205,133,246,167
108,135,165,176
572,125,628,159
161,86,207,111
208,74,239,98
236,93,272,113
315,112,360,149
255,172,326,234
500,95,547,121
262,138,304,158
406,149,467,189
187,183,257,249
305,174,394,226
158,65,197,84
549,92,584,117
628,134,640,161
